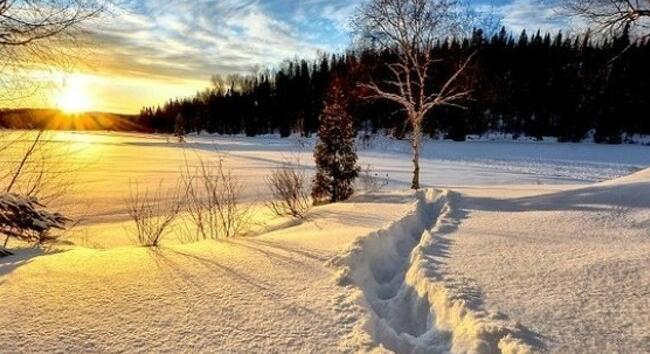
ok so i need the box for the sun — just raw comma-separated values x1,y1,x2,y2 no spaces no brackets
56,76,93,114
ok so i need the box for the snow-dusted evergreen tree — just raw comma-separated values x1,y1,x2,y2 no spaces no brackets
0,193,69,256
311,77,360,204
174,113,186,143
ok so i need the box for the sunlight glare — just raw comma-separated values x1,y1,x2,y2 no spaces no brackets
56,76,93,114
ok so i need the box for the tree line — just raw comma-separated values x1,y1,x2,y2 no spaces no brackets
137,27,650,144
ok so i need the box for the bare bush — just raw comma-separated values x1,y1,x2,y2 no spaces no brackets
182,156,252,240
126,182,183,247
266,162,311,219
358,165,390,193
0,130,77,205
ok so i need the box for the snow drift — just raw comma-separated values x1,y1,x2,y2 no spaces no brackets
438,168,650,353
330,189,533,354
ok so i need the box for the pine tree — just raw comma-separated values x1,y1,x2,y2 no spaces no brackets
174,113,185,143
312,77,360,204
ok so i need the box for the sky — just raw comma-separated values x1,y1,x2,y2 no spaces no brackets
19,0,573,114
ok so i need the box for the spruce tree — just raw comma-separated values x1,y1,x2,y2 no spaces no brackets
312,77,359,204
174,113,185,143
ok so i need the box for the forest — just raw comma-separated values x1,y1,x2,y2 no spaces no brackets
136,27,650,144
2,28,647,144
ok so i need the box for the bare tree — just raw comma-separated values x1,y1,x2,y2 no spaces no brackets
174,113,186,143
266,160,311,219
353,0,476,189
0,1,111,253
0,0,112,101
560,0,650,38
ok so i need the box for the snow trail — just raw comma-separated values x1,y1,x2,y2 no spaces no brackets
331,189,534,354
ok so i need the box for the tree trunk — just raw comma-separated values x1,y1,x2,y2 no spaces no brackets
410,125,421,190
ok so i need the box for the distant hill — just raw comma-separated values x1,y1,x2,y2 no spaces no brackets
0,108,143,131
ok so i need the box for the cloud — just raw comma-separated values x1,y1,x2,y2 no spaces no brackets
494,0,580,34
83,0,355,85
28,0,364,112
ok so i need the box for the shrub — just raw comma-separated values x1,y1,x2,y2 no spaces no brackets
126,182,182,247
182,156,252,240
358,165,389,193
266,162,311,219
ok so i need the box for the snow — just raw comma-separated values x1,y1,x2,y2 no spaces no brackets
330,189,532,353
2,131,647,226
441,169,650,353
1,131,649,353
0,192,414,352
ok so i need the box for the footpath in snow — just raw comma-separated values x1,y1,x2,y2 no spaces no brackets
331,189,534,354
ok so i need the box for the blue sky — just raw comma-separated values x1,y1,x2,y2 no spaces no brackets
41,0,573,113
93,0,570,81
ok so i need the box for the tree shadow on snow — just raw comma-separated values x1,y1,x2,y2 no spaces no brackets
146,246,326,320
0,247,57,279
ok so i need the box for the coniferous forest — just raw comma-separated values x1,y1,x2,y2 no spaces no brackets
137,28,649,143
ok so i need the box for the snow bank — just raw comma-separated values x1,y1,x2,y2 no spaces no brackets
441,168,650,353
598,166,650,185
330,189,533,354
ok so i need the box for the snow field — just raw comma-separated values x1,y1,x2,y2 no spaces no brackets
0,192,415,353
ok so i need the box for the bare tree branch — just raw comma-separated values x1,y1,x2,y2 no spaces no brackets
0,0,114,101
558,0,650,38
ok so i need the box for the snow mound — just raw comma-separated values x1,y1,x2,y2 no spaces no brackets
330,189,533,354
505,167,650,212
599,166,650,185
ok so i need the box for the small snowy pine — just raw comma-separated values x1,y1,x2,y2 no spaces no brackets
0,193,70,253
311,77,360,204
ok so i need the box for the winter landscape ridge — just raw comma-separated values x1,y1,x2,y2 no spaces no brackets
1,132,649,353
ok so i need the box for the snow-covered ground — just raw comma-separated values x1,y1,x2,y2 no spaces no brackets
1,131,649,353
443,170,650,353
4,131,646,224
